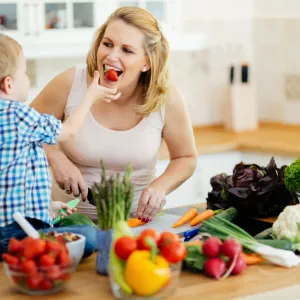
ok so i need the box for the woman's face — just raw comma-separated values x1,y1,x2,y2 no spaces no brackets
97,20,149,90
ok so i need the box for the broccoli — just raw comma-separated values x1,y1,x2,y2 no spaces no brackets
284,158,300,193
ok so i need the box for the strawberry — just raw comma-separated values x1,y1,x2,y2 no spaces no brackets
45,240,63,257
47,265,61,281
56,235,66,245
21,260,37,276
106,69,118,82
38,279,53,291
8,238,22,254
26,273,44,290
39,254,56,267
2,253,19,266
59,272,71,281
23,238,46,260
58,251,71,267
21,236,34,247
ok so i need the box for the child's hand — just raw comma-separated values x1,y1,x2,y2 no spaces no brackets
50,201,77,220
86,71,121,103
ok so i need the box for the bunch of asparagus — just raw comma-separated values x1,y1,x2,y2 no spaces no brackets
91,161,135,230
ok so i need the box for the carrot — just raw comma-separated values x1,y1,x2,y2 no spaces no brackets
127,218,146,227
190,209,215,226
241,252,264,265
172,208,198,228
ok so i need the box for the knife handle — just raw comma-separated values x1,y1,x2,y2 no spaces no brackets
183,228,200,241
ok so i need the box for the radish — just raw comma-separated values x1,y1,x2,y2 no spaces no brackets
202,237,223,257
204,257,226,279
227,255,246,275
223,238,242,258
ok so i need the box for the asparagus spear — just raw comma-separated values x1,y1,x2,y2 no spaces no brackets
93,161,134,230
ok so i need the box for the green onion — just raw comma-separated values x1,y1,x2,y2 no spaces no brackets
201,216,300,268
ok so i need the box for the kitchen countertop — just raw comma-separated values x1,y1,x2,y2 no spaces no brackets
1,245,300,300
159,123,300,160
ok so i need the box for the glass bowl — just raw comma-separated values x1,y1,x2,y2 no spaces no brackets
108,261,182,300
3,262,74,295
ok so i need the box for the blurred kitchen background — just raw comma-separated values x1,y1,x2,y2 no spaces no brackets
1,0,300,208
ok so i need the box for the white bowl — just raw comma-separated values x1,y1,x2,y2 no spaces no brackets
65,234,86,268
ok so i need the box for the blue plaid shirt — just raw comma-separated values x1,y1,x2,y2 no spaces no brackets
0,99,62,227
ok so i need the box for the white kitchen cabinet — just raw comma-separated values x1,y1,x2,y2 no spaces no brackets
0,0,196,59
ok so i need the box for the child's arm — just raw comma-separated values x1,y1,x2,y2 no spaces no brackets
57,71,120,142
14,71,120,145
50,201,77,220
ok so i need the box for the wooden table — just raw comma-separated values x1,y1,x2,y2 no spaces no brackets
1,253,300,300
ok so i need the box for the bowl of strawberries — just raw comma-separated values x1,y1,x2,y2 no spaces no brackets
2,235,74,295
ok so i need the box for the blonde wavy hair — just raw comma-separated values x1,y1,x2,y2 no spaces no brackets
0,34,22,84
86,7,170,116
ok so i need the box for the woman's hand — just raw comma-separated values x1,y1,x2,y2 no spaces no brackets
86,71,121,103
50,201,77,220
136,186,166,223
49,150,89,201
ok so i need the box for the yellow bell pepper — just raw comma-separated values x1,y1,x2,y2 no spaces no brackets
125,250,171,296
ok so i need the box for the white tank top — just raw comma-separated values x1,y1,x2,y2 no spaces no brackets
51,65,165,220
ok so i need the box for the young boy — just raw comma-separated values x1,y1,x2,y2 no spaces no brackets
0,34,120,258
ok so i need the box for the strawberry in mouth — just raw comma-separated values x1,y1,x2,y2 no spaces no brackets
103,64,123,82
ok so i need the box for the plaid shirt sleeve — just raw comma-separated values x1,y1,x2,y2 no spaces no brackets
14,104,62,145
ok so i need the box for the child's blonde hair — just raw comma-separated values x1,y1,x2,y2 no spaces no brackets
86,7,170,116
0,34,22,84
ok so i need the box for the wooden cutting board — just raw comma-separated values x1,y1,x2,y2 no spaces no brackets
131,214,201,236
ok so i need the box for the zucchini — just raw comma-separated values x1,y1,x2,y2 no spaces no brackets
256,239,296,252
254,228,273,240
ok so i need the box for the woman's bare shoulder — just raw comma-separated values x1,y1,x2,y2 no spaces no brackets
165,83,186,112
30,67,76,119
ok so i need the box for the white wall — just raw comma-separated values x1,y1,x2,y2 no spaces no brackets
253,0,300,124
178,0,255,125
178,0,300,126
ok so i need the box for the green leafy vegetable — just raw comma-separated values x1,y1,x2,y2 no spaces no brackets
207,157,295,217
284,158,300,193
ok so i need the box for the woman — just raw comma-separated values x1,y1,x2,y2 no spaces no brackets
31,7,197,224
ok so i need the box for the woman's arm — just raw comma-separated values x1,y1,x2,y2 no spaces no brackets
136,86,197,220
151,86,197,192
30,67,89,200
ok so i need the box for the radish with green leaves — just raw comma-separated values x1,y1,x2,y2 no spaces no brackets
202,237,223,257
223,238,242,259
227,255,246,275
204,257,226,279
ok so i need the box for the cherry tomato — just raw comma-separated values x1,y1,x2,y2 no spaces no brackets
157,232,179,248
160,241,187,263
114,236,137,260
137,229,160,250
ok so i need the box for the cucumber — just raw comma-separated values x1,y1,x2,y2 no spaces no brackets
256,239,296,252
214,207,238,222
254,228,273,240
58,212,96,227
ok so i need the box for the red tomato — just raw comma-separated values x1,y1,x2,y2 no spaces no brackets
160,241,187,263
114,236,137,260
158,232,179,248
137,229,160,250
